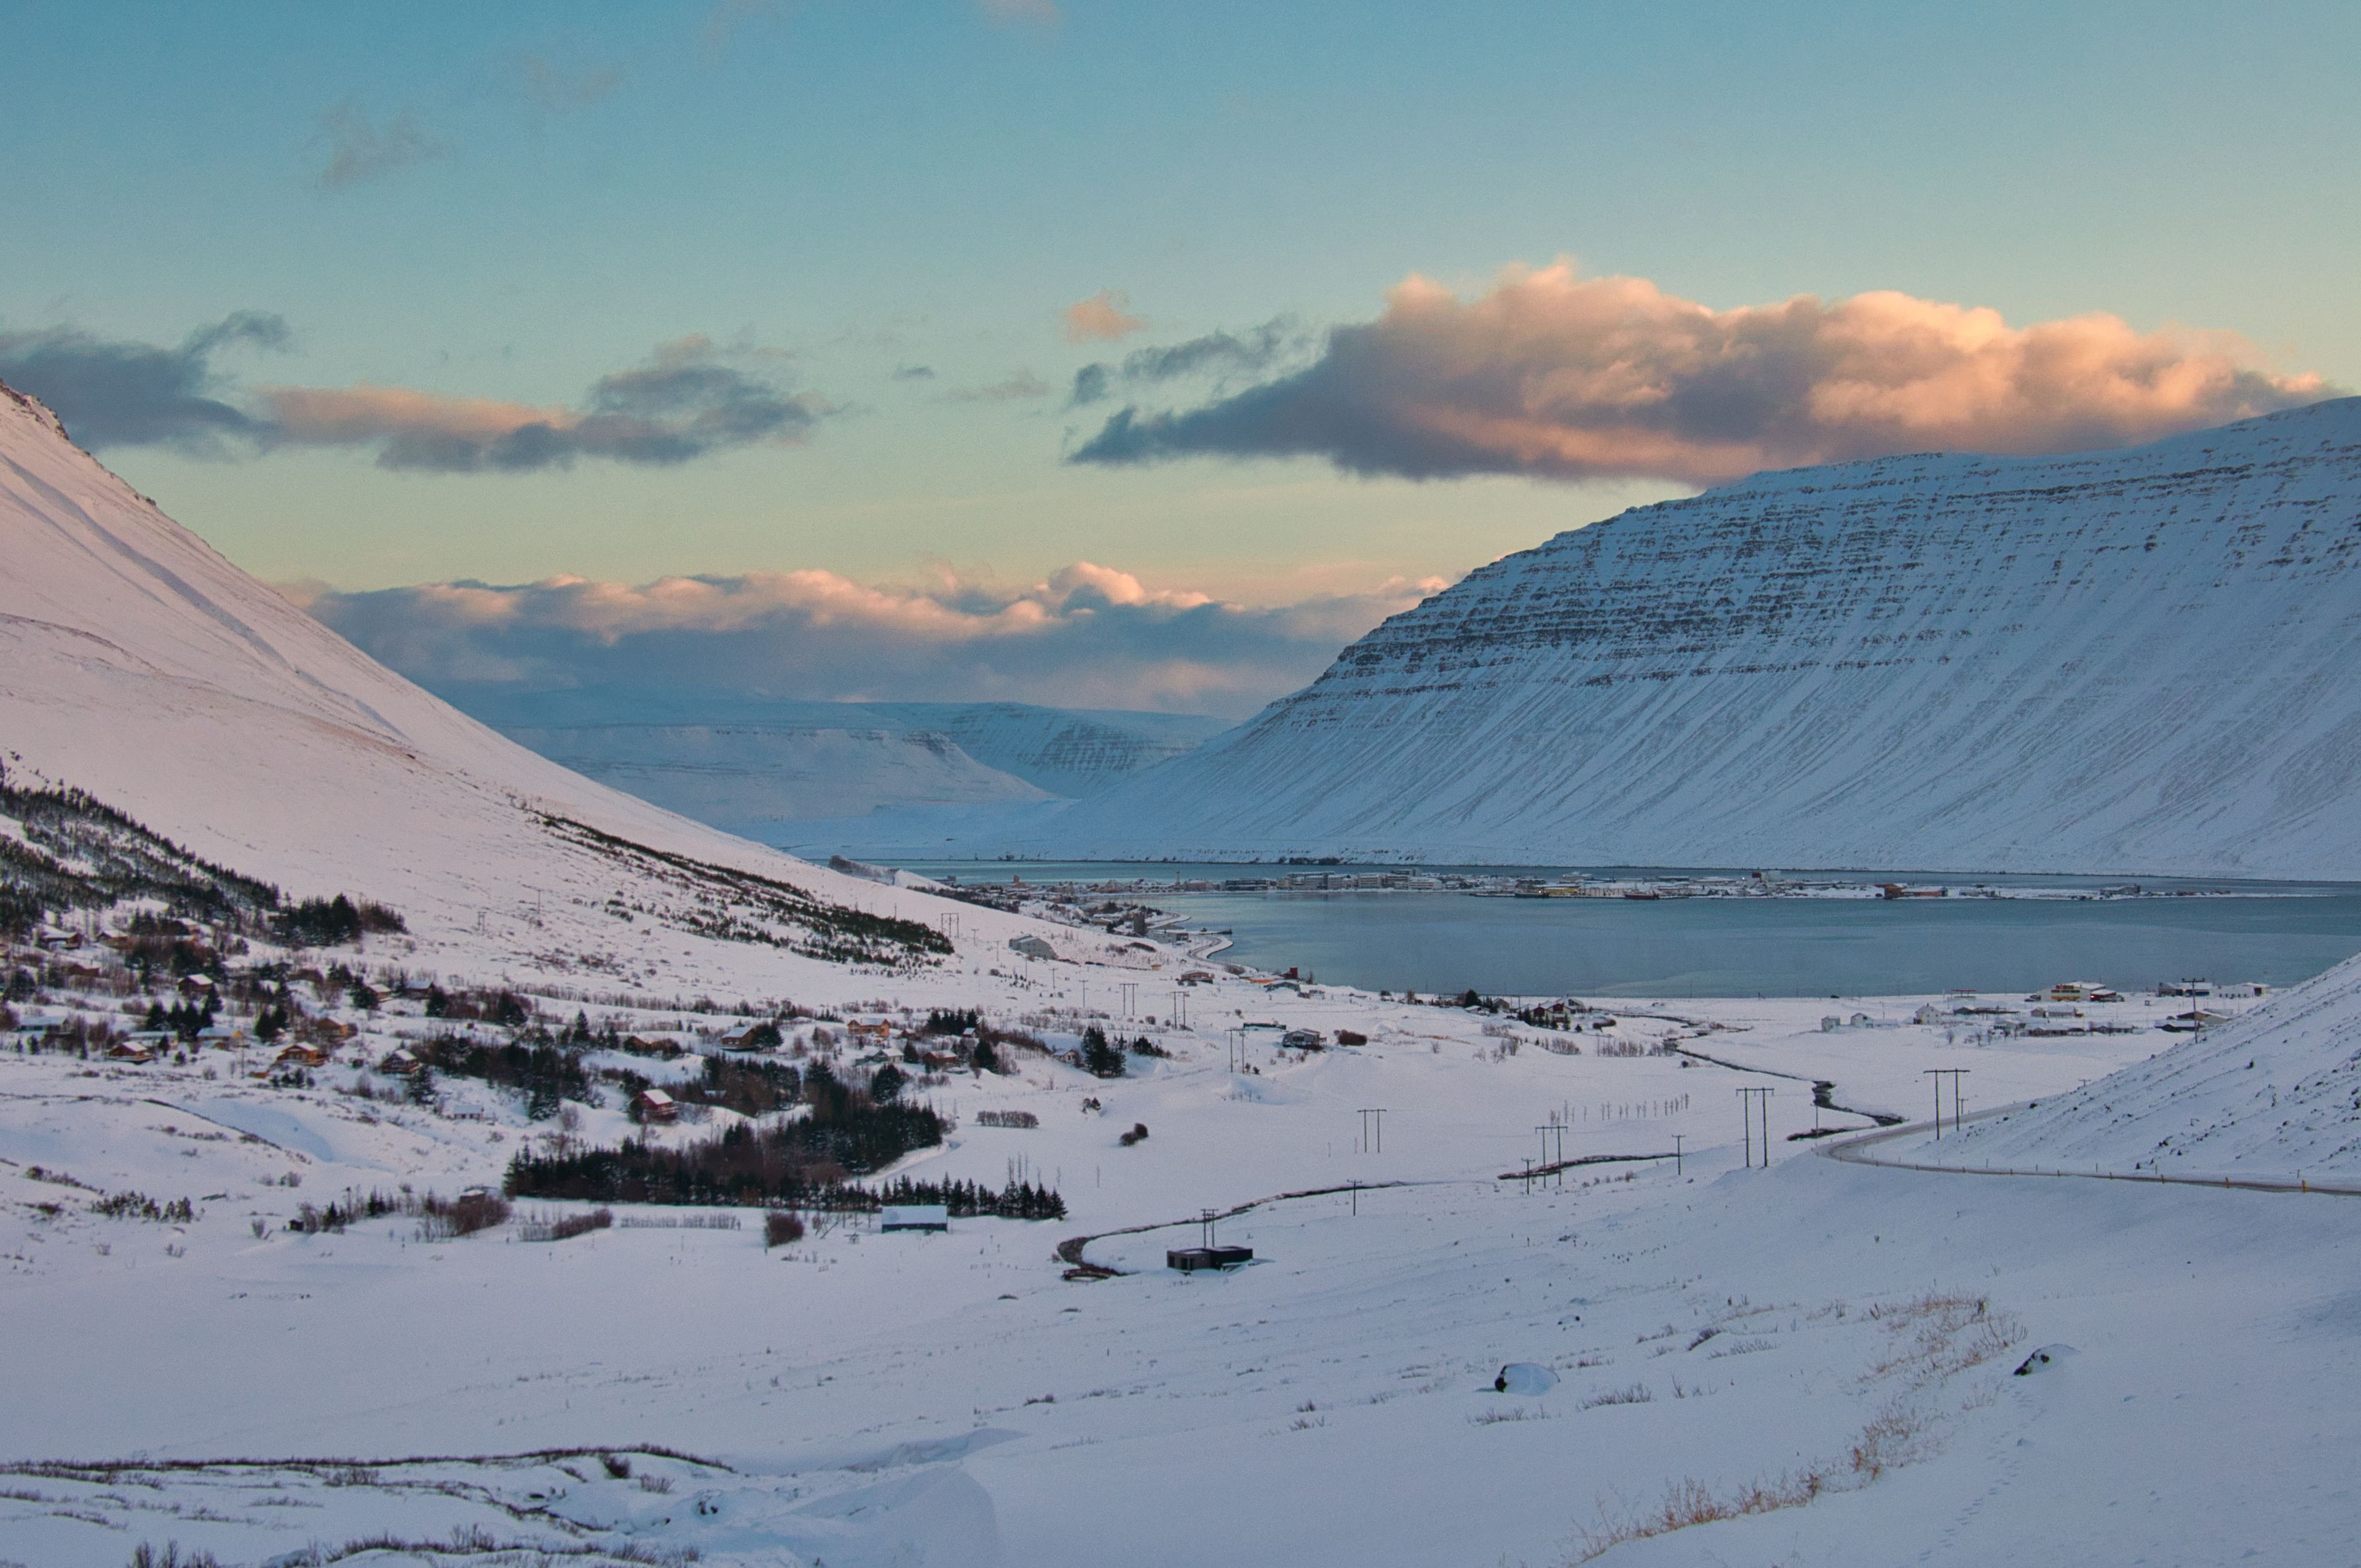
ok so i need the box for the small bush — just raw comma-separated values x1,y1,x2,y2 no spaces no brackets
600,1452,633,1479
416,1189,510,1239
517,1206,613,1243
765,1210,807,1248
1581,1384,1654,1409
1118,1122,1149,1147
129,1546,223,1568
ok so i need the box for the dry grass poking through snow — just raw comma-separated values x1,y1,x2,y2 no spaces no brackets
1562,1289,2023,1561
1863,1289,2024,1389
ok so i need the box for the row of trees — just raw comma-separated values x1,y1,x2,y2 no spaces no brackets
504,1103,949,1208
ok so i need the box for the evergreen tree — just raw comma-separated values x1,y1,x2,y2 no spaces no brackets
1081,1026,1126,1079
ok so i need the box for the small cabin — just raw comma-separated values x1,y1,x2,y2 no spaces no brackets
1167,1245,1252,1272
105,1040,157,1064
635,1088,679,1123
377,1047,421,1075
1008,935,1056,962
880,1204,949,1233
275,1042,330,1068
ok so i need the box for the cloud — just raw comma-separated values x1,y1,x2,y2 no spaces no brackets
0,313,290,453
301,563,1444,718
979,0,1059,23
1064,290,1146,344
520,55,625,112
944,371,1053,403
0,322,826,473
891,364,938,381
1069,317,1305,406
261,337,828,472
1071,263,2336,486
313,100,448,189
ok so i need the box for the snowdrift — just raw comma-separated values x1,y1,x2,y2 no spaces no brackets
1024,398,2361,877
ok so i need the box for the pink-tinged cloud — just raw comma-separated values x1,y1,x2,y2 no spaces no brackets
0,322,827,475
301,563,1441,719
1072,263,2336,485
1064,290,1147,344
258,336,827,472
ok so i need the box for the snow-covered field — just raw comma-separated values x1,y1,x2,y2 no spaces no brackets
11,955,2359,1568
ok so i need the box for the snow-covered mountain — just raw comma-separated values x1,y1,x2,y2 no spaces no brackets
879,702,1227,799
1028,398,2361,877
429,687,1226,840
0,380,1072,976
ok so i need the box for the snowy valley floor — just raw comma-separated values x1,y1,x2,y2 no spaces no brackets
4,984,2356,1567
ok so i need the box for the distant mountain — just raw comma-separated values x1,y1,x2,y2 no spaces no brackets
434,687,1227,837
1021,398,2361,878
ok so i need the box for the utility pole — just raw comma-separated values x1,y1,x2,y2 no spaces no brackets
1533,1119,1567,1185
1736,1087,1773,1168
1357,1107,1388,1154
1118,981,1138,1020
1926,1068,1969,1138
1672,1133,1683,1176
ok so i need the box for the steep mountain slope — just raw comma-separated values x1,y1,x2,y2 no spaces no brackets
0,381,1066,976
1031,398,2361,876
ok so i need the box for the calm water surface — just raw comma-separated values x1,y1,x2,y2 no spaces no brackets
890,860,2361,997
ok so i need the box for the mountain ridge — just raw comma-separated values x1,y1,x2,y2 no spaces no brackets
1011,397,2361,876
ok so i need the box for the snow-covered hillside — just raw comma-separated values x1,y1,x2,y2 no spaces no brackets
1931,959,2361,1181
437,687,1225,837
0,379,1080,983
1029,398,2361,877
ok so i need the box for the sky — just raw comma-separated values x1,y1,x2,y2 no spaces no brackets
2,1,2355,717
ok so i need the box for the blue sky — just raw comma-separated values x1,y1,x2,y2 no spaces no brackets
3,1,2354,712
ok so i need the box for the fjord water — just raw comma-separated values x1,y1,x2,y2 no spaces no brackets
893,862,2361,997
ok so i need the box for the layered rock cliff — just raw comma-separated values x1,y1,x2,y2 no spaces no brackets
1032,398,2361,876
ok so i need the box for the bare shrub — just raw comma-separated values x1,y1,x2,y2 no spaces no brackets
518,1207,614,1243
129,1546,223,1568
765,1210,806,1248
1580,1384,1654,1409
600,1452,633,1479
415,1189,510,1240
